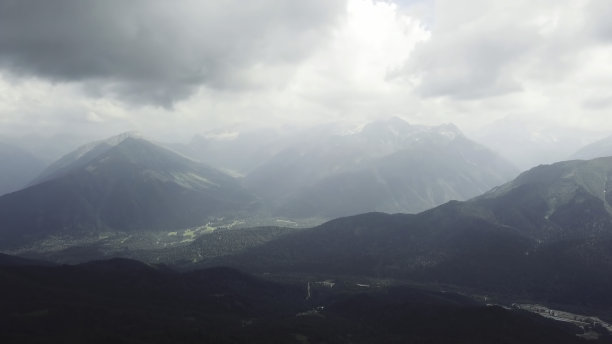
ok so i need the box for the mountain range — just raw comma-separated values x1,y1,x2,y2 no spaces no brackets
245,118,518,218
201,156,612,314
23,154,612,318
0,119,520,249
2,125,612,341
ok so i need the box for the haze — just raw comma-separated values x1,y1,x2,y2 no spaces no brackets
1,0,612,169
5,2,612,342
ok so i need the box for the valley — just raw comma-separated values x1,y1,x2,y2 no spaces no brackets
1,123,612,343
9,217,310,265
1,257,608,343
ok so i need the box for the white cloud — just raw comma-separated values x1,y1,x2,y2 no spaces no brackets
1,0,612,147
284,0,430,123
396,0,612,133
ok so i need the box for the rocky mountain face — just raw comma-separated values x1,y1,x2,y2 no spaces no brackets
0,134,259,249
245,117,517,219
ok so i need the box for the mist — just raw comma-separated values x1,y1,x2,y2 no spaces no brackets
3,1,612,342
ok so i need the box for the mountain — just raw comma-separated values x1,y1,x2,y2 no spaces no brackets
214,156,612,312
571,134,612,160
29,132,141,185
246,118,517,219
0,142,46,196
0,134,259,249
0,256,592,343
471,157,612,240
472,117,600,170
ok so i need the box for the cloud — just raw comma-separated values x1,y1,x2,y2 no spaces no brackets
408,26,531,99
0,0,344,106
286,0,429,122
402,0,611,101
586,0,612,42
582,95,612,110
2,0,612,146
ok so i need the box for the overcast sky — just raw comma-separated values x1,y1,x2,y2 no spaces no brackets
0,0,611,142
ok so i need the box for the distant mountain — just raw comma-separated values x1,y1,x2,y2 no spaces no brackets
216,157,612,311
246,118,517,219
0,134,259,249
0,257,591,343
571,134,612,160
0,142,46,196
169,123,348,176
172,128,288,176
472,117,600,170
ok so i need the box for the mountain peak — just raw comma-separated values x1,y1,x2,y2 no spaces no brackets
359,117,417,139
31,132,154,185
71,131,143,158
104,131,143,144
432,123,464,140
0,134,258,248
359,118,464,142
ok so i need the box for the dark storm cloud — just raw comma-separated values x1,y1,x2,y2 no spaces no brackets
0,0,344,106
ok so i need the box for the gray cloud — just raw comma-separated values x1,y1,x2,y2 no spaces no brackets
582,95,612,110
403,0,612,101
2,0,612,145
0,0,344,106
586,0,612,41
402,6,537,100
408,27,532,99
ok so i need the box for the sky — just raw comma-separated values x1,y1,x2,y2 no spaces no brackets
0,0,611,144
